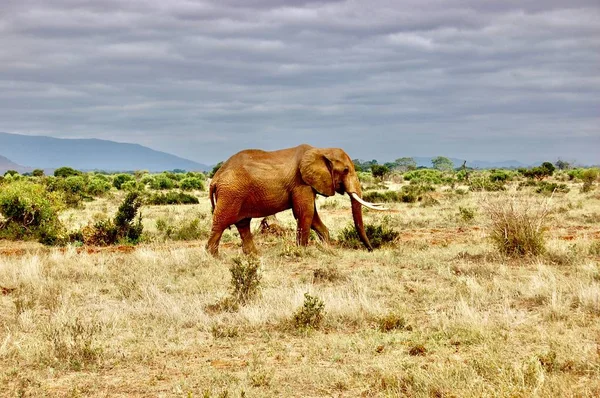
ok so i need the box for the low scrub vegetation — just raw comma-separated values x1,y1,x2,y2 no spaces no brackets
146,191,199,205
292,293,326,330
0,181,65,244
2,163,600,396
338,220,399,249
77,192,144,246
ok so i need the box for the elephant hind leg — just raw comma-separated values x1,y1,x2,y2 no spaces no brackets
235,218,258,255
207,205,240,256
207,224,226,256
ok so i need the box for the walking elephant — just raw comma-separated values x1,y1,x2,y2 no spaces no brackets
206,144,386,256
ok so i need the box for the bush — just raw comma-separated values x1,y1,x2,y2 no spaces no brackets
86,177,112,196
581,168,599,193
293,293,325,330
483,196,550,256
0,181,65,244
362,190,400,203
121,180,145,192
468,174,506,192
112,174,135,190
79,192,143,245
229,256,261,304
148,174,176,190
458,206,476,222
535,182,570,195
400,183,435,202
338,220,399,249
147,191,199,205
180,177,205,191
357,171,374,184
489,170,512,182
403,169,443,184
156,217,208,241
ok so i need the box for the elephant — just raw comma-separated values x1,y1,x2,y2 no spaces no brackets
206,144,387,256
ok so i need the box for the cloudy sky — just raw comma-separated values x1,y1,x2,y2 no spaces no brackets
1,0,598,165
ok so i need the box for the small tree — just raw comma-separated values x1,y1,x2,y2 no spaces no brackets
209,161,224,178
555,160,571,170
32,169,45,177
540,162,555,175
54,167,81,178
431,156,454,172
3,170,19,177
395,157,417,172
371,164,390,180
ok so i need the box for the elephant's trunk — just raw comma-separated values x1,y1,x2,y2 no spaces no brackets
351,195,373,251
344,174,373,251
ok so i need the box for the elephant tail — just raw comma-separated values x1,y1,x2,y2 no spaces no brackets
209,183,216,213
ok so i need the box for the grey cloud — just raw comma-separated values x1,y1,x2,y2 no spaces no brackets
0,0,598,165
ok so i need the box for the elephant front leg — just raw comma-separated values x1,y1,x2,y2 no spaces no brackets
292,187,315,246
235,218,258,255
311,207,330,244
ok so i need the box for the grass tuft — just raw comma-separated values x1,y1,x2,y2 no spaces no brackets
483,195,551,256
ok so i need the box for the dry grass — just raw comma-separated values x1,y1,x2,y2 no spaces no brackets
1,180,599,396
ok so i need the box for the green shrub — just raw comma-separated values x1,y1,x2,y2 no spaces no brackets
156,217,208,241
79,192,143,245
338,220,399,249
484,197,550,256
458,206,476,222
581,168,599,193
535,181,570,195
86,177,112,196
4,170,19,177
489,170,512,182
293,293,325,330
468,174,506,192
148,174,176,190
112,173,135,189
121,180,145,192
400,183,435,202
180,177,205,191
229,256,261,304
147,191,199,205
403,169,443,184
362,190,400,203
81,219,120,246
357,171,374,184
0,181,65,244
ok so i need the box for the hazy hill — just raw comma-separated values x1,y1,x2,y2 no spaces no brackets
0,154,32,174
0,132,209,172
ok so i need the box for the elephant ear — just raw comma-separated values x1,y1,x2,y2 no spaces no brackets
300,148,335,196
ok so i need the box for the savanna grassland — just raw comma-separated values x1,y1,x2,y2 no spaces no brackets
1,169,600,397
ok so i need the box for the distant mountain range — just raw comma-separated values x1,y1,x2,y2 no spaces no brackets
0,132,210,173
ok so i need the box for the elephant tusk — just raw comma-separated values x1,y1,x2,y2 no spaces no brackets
350,193,389,211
